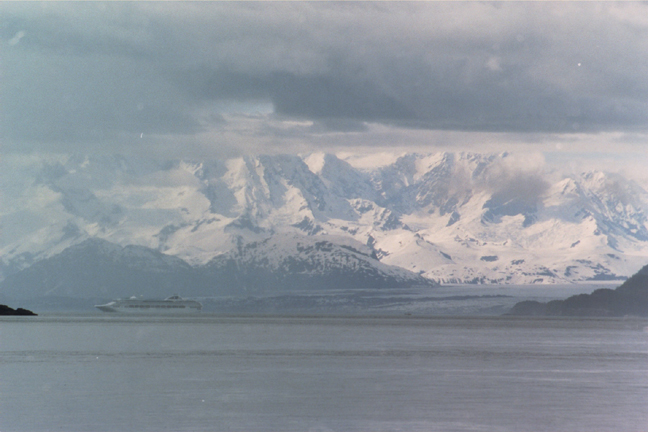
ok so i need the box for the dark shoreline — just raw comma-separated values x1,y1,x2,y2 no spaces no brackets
0,304,37,316
508,264,648,317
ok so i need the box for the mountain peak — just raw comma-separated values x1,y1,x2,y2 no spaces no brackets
3,152,648,286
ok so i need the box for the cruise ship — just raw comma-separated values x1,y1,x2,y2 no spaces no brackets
95,295,202,313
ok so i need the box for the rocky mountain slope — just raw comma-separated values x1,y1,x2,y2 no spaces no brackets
1,237,433,299
509,264,648,317
2,151,648,297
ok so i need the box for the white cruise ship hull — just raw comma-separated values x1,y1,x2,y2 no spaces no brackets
95,296,202,314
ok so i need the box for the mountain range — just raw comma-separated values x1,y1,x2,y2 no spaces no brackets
2,151,648,299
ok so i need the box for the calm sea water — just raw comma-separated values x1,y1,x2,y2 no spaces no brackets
1,314,647,432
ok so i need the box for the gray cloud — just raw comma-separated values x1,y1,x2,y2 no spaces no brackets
2,2,648,155
178,69,414,121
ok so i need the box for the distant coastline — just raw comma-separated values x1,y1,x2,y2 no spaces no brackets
0,304,37,316
508,265,648,317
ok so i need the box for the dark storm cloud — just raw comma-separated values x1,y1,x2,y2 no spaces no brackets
2,2,648,153
3,5,204,145
179,68,414,121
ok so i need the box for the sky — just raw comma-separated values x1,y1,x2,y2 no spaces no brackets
2,1,648,178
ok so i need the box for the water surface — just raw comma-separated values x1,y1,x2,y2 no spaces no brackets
1,314,646,431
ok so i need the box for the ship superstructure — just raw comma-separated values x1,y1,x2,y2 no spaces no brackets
95,295,202,313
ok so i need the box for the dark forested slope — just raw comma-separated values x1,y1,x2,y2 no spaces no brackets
509,265,648,317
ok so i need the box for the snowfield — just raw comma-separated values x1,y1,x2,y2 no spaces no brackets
2,151,648,292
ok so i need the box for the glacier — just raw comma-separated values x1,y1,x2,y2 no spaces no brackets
2,151,648,296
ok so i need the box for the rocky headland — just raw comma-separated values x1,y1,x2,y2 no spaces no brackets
509,264,648,317
0,304,37,316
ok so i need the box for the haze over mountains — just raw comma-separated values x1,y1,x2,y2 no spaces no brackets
2,151,648,298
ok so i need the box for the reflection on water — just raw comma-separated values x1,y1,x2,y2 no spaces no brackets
1,315,647,431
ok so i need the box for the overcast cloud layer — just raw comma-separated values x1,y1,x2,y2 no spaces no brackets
2,2,648,160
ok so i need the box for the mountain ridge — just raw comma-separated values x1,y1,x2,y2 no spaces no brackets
0,237,434,299
2,151,648,289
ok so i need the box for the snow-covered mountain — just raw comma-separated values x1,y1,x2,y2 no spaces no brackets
2,151,648,295
1,238,197,299
1,236,432,299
